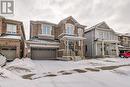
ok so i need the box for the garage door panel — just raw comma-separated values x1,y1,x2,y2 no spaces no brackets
31,48,56,60
0,50,16,60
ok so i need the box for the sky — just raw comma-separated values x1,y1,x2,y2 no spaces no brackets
2,0,130,39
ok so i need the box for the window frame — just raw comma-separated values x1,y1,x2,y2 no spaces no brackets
6,24,17,34
41,24,52,35
65,23,74,35
78,28,83,37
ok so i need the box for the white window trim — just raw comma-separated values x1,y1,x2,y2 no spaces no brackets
78,28,83,37
79,40,81,46
65,23,74,35
6,24,17,34
41,24,52,35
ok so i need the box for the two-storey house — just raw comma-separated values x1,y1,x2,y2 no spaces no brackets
26,21,59,60
26,16,86,60
0,16,25,60
84,22,119,58
56,16,86,60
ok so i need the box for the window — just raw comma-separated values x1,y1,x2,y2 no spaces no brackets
6,24,17,34
78,28,83,37
66,24,74,35
99,31,103,39
78,40,81,46
42,25,52,35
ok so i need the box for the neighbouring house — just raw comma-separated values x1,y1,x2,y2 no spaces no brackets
26,16,86,60
0,16,25,60
118,33,130,53
84,22,119,58
26,21,59,60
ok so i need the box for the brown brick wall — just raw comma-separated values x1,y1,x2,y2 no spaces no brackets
30,22,55,38
0,18,24,36
0,39,21,58
0,19,2,34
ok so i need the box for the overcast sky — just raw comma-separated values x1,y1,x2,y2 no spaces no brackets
4,0,130,39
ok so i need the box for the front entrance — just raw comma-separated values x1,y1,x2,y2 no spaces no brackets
96,42,118,57
104,43,116,56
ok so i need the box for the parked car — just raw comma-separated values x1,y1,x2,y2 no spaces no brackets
0,53,6,66
119,52,130,58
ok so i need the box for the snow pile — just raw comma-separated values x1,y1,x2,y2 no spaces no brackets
0,54,6,67
0,67,22,80
5,58,36,76
113,66,130,76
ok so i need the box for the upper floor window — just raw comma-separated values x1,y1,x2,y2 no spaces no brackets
78,28,83,37
42,25,52,35
66,24,74,35
6,24,17,34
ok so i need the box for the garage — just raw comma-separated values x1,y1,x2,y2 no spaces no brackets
31,48,57,60
0,48,16,60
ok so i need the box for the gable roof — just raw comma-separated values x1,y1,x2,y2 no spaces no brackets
30,20,56,26
58,16,86,28
85,21,113,33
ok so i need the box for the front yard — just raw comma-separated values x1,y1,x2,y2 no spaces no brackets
0,58,130,87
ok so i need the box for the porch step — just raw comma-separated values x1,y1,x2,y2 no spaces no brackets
57,56,82,61
74,56,82,61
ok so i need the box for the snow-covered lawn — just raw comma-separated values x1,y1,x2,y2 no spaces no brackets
0,58,130,87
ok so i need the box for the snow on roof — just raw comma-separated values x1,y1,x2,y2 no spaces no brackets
30,44,59,48
61,36,86,40
28,39,59,45
0,35,21,40
125,33,130,37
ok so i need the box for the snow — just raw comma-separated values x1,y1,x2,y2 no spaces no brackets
0,35,21,40
0,58,130,87
5,58,35,76
0,54,6,67
0,68,22,80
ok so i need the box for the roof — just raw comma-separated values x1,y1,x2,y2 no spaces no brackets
85,21,114,33
30,20,56,26
58,16,86,28
0,35,21,40
30,44,59,48
60,36,86,41
118,33,130,37
27,39,59,45
0,16,5,19
124,33,130,37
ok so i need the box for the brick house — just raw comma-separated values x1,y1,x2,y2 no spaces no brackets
84,22,119,58
26,21,59,60
118,33,130,53
26,16,86,60
56,16,86,60
0,16,25,60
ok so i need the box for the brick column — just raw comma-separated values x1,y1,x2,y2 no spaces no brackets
80,40,84,57
16,46,20,58
0,19,2,34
